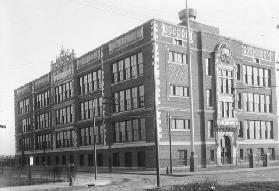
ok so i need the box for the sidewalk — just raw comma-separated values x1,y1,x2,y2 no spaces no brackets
111,165,279,176
1,165,279,190
0,174,112,191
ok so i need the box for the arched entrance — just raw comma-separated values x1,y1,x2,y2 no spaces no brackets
221,136,232,164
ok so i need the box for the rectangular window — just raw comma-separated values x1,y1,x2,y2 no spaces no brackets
79,69,101,94
19,98,31,114
238,121,243,138
243,65,247,84
240,149,244,160
260,95,265,112
140,118,146,140
205,58,212,76
137,151,145,167
236,64,240,80
238,93,242,109
254,58,260,64
112,52,143,83
124,57,131,80
206,89,212,107
253,67,258,86
171,119,190,130
265,95,271,113
258,148,264,156
247,66,252,85
249,121,255,139
247,148,253,157
170,85,189,97
125,152,132,167
210,150,215,162
179,150,187,162
114,85,144,113
246,120,250,139
270,122,274,139
169,51,187,64
254,94,259,113
138,52,143,75
264,69,270,87
208,120,214,138
258,68,264,87
112,153,120,167
55,81,72,102
248,93,254,112
255,121,260,139
268,148,275,160
79,154,84,166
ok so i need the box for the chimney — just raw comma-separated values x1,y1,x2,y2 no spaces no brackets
178,8,197,23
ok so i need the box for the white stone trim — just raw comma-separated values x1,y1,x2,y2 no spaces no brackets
111,142,154,148
159,141,216,146
238,140,279,145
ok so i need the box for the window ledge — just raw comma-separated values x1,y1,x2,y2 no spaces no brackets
111,75,143,86
169,95,189,99
171,129,190,132
242,84,271,89
168,61,187,65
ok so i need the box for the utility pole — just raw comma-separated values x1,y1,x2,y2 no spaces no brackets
168,112,173,174
92,100,97,180
21,125,24,167
102,97,114,173
185,0,196,172
153,57,160,187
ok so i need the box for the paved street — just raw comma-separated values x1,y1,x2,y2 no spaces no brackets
1,166,279,190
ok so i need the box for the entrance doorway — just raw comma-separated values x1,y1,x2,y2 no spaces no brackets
221,136,232,164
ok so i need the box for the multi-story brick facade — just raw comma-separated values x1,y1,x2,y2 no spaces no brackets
14,12,278,169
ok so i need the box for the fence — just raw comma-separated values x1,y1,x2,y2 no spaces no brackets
0,165,75,184
161,155,279,171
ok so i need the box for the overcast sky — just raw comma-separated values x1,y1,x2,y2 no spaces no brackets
0,0,278,155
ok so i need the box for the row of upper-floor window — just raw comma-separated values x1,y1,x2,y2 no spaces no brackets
113,85,144,113
55,106,73,125
19,130,75,151
113,118,145,143
80,125,104,146
35,90,50,109
242,65,271,87
35,134,51,150
206,119,274,140
35,112,50,129
112,52,143,83
54,81,72,103
168,51,187,64
79,69,102,94
217,69,234,95
218,101,235,118
20,118,31,133
80,97,103,120
205,58,271,88
237,93,272,113
238,120,274,140
19,137,32,151
56,130,74,148
170,85,189,97
19,98,30,115
16,51,177,113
